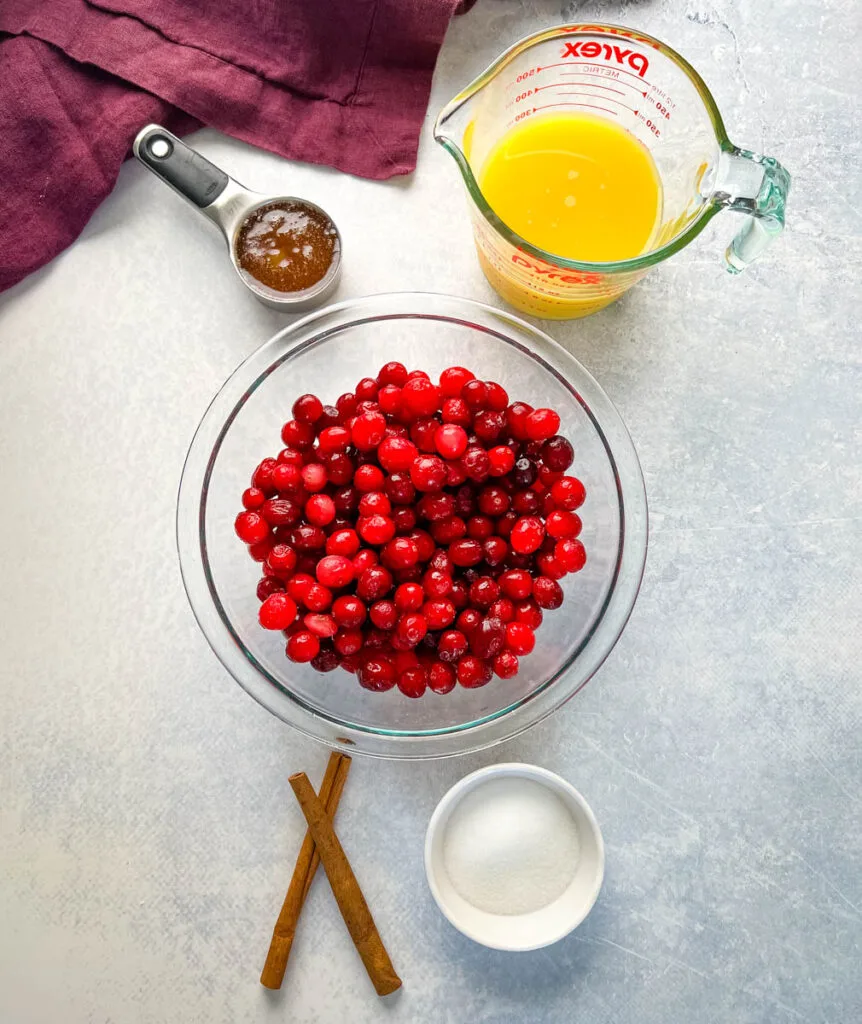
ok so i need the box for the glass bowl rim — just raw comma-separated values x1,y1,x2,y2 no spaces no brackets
176,292,648,759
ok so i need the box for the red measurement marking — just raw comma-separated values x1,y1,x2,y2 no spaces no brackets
538,61,653,87
535,81,626,97
560,70,647,96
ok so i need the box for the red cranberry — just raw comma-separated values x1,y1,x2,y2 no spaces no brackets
457,654,493,688
470,617,506,658
533,576,563,609
525,408,561,441
267,544,297,576
334,628,364,656
505,621,535,655
369,600,398,630
277,447,304,467
257,576,286,602
333,486,359,515
378,360,408,386
351,412,387,450
510,516,545,554
392,507,418,533
485,381,509,411
555,538,586,573
354,464,385,493
398,666,427,698
352,548,378,575
272,463,302,493
395,613,427,649
242,486,265,510
281,420,315,450
355,377,379,401
303,613,338,638
410,417,440,453
303,583,333,612
358,652,397,691
378,435,418,472
540,435,574,472
423,599,456,630
506,402,533,440
286,630,320,663
550,476,586,511
487,445,516,477
456,608,482,634
453,485,476,517
336,392,358,419
493,651,519,679
469,577,500,609
441,397,472,426
310,644,340,673
378,385,403,416
305,494,336,526
449,538,483,567
292,524,326,551
514,600,543,629
326,528,360,557
262,498,301,527
259,593,298,630
537,552,566,580
466,515,494,540
483,536,509,567
286,573,315,604
410,455,447,492
358,514,396,546
384,472,416,505
393,582,424,612
332,595,366,628
417,492,455,522
462,446,490,482
434,423,469,459
407,529,435,562
449,579,468,609
401,377,441,418
499,569,532,600
423,569,452,598
317,425,350,454
488,597,515,622
437,629,468,662
461,379,488,410
235,510,270,545
315,554,354,588
478,485,510,517
358,491,391,518
512,457,536,489
439,366,474,397
473,410,506,444
432,516,466,545
292,394,323,424
321,452,354,485
428,661,456,694
356,565,393,601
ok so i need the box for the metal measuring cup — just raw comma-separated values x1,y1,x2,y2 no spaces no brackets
133,125,342,311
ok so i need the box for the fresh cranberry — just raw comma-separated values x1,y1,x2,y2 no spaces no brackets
485,381,509,411
432,516,466,545
417,492,455,522
395,613,427,649
456,608,482,634
382,537,420,570
449,579,469,609
351,548,378,575
550,476,586,511
493,651,519,679
384,472,415,505
392,507,417,534
358,652,397,691
428,661,456,694
441,397,472,426
355,377,379,401
437,629,468,662
408,417,438,453
445,460,468,487
303,583,333,612
461,446,491,483
315,554,354,588
506,402,533,440
257,576,286,602
545,509,580,539
505,621,535,655
449,538,483,567
351,412,387,450
333,628,364,656
555,538,586,573
392,582,423,612
394,665,426,698
292,524,326,551
336,392,358,419
369,600,398,630
358,514,396,546
477,485,510,517
332,486,359,515
423,599,456,630
536,552,566,580
483,536,508,567
457,654,493,688
400,377,441,419
310,645,340,673
461,379,488,410
439,366,474,397
511,489,541,516
332,594,367,628
410,528,436,561
423,569,452,599
363,628,388,649
434,423,468,459
487,445,516,477
303,613,338,638
317,425,350,454
354,464,385,493
318,405,342,430
258,593,297,630
539,435,573,472
235,510,270,545
286,630,320,663
488,597,515,623
469,577,499,609
280,420,315,450
378,361,409,386
267,544,297,576
410,455,447,492
498,569,531,600
277,447,305,467
524,408,561,441
262,498,301,527
242,486,265,510
533,576,563,610
355,565,393,602
322,452,354,486
473,410,506,444
378,385,403,416
470,617,506,658
304,494,336,527
378,435,418,472
292,394,323,424
358,491,391,518
510,515,545,554
326,528,360,557
466,515,494,541
286,573,315,604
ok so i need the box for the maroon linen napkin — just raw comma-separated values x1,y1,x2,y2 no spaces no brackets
0,0,471,293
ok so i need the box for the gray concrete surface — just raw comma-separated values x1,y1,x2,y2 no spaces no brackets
1,2,859,1022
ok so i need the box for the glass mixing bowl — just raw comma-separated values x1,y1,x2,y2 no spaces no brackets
177,293,647,758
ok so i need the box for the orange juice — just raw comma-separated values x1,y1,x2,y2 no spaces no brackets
478,112,662,264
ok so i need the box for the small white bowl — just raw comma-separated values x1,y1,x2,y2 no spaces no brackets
424,763,604,951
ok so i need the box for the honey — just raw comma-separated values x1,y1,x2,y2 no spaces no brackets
235,201,338,293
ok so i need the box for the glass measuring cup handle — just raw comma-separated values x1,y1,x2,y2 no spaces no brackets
711,146,791,274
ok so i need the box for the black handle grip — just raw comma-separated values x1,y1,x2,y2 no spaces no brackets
134,125,229,208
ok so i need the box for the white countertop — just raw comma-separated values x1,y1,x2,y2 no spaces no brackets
2,2,860,1022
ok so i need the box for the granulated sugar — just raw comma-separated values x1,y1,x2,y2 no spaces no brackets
442,776,580,915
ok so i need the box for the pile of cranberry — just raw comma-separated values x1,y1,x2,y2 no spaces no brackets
234,363,586,698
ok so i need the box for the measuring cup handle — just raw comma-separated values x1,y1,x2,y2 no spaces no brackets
712,147,791,274
133,125,229,208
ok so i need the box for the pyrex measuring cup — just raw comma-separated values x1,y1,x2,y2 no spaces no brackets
133,125,342,311
435,24,790,319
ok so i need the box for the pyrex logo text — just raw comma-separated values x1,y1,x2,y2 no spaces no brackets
561,41,649,78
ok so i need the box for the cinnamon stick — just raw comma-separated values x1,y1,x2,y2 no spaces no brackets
289,771,402,997
260,752,351,989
